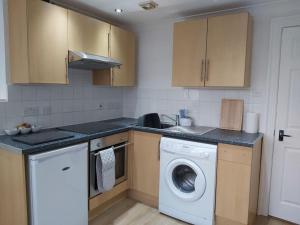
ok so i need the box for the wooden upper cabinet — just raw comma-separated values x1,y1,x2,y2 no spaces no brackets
206,12,252,87
28,0,68,84
8,0,29,83
8,0,68,84
110,25,136,87
172,12,252,88
172,19,207,87
68,10,110,57
93,25,136,87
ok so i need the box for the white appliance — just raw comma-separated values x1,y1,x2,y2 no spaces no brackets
28,143,88,225
159,137,217,225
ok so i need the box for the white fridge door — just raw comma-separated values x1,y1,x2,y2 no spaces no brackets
29,143,88,225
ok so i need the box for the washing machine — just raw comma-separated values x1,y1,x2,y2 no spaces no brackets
159,137,217,225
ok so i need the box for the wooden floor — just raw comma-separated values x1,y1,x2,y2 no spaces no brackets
90,198,296,225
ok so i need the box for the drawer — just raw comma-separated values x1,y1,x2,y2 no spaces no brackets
90,132,129,150
218,144,252,165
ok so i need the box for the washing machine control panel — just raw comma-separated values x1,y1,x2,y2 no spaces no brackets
161,142,211,159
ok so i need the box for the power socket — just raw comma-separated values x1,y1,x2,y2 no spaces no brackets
24,106,39,117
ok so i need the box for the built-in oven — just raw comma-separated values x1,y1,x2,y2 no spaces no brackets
89,132,129,198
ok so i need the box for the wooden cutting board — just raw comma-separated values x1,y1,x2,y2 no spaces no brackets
220,99,244,131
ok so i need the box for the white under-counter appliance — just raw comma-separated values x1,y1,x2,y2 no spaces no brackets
159,137,217,225
28,143,88,225
89,132,129,198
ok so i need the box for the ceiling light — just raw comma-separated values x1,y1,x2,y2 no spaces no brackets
139,1,158,11
115,8,123,14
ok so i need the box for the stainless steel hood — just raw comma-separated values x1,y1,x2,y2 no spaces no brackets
68,50,121,70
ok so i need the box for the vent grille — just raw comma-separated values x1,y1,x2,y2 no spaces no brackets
139,1,158,10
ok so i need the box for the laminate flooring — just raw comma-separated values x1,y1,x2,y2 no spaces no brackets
90,198,296,225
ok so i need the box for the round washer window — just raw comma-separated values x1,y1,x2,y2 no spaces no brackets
166,158,206,202
172,165,197,193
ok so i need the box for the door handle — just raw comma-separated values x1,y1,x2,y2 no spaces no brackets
62,166,70,171
279,130,292,141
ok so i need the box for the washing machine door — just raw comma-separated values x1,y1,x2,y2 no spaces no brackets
166,158,206,202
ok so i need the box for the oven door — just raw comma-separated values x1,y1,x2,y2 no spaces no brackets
89,143,128,198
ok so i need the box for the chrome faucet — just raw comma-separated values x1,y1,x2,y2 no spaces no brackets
161,114,180,126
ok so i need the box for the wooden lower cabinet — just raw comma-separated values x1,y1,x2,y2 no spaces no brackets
216,140,262,225
128,131,162,207
0,132,262,225
0,149,28,225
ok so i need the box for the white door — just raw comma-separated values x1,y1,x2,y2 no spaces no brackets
269,26,300,224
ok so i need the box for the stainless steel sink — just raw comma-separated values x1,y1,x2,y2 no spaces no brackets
165,126,215,135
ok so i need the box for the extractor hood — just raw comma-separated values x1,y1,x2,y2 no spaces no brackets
68,50,121,70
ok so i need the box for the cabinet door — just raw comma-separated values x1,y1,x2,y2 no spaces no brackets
206,12,251,87
68,10,110,57
172,19,207,87
27,0,68,84
216,159,251,224
216,144,254,224
0,149,28,225
128,131,161,205
110,25,136,87
8,0,30,83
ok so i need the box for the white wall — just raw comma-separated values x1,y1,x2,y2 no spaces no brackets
123,0,300,132
0,69,123,133
122,0,300,214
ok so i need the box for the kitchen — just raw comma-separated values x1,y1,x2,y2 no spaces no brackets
0,0,300,225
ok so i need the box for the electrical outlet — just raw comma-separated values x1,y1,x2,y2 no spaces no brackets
24,106,39,117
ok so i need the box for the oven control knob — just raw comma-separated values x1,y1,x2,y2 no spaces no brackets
96,143,102,148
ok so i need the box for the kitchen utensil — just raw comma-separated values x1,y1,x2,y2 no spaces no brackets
31,125,42,133
4,128,20,136
138,113,161,129
220,99,244,131
19,127,32,134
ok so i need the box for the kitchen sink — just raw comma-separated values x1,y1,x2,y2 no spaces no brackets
143,123,216,136
165,126,194,133
165,126,216,135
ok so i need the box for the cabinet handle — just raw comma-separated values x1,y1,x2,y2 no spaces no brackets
158,140,161,161
65,56,69,84
201,60,205,82
206,59,210,81
107,32,110,56
111,70,114,85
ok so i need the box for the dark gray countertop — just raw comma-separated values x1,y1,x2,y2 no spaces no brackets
0,118,136,154
132,126,263,147
0,117,263,154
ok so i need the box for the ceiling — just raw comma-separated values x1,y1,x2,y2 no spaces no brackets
54,0,279,25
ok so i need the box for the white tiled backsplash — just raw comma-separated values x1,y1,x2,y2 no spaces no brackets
122,87,265,129
0,69,123,134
